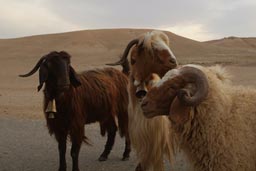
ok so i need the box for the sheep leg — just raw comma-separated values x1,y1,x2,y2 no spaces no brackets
98,121,117,161
56,134,68,171
70,140,81,171
122,135,131,161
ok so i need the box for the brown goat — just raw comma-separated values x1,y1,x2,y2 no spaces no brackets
19,51,130,171
108,31,177,171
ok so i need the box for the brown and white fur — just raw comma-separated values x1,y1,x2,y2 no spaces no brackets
142,65,256,171
20,51,131,171
108,31,177,171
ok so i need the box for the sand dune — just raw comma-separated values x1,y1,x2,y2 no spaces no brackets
205,36,256,50
1,29,256,68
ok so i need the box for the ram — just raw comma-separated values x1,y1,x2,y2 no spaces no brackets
141,65,256,171
20,51,130,171
108,31,177,171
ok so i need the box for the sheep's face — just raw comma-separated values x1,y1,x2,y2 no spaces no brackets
141,66,209,126
130,45,177,99
140,78,177,118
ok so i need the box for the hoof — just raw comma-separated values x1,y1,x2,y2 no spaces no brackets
121,156,129,161
58,167,66,171
58,169,66,171
98,155,108,161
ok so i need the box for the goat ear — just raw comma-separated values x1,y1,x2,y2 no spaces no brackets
169,96,191,125
69,66,81,87
37,64,48,91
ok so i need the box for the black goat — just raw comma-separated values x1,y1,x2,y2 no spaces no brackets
19,51,130,171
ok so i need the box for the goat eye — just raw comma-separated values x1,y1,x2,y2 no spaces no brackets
46,61,52,67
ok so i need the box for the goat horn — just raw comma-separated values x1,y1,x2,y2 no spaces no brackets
19,56,46,77
106,39,139,66
177,66,209,106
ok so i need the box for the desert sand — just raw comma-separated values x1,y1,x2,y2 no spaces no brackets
0,29,255,171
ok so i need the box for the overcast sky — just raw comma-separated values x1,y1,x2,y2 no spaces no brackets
0,0,255,41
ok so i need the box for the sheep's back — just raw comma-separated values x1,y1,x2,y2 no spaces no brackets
180,65,256,170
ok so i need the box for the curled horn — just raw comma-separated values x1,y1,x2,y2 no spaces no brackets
19,56,46,77
106,39,139,72
176,66,209,106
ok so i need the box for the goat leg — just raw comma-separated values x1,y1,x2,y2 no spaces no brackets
122,135,131,161
71,140,81,171
98,123,117,161
57,134,67,171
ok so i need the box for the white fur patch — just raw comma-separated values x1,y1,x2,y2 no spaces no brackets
183,64,203,70
154,41,177,60
149,73,161,86
154,65,203,88
168,48,177,60
140,30,177,61
155,69,180,87
134,79,140,86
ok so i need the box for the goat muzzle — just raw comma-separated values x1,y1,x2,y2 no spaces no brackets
58,84,70,92
135,83,148,99
45,99,57,119
57,73,70,91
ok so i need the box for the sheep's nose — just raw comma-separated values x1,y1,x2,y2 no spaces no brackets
136,90,147,99
141,100,148,108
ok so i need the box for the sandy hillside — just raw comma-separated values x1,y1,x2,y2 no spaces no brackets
0,28,256,171
0,29,256,119
205,36,256,50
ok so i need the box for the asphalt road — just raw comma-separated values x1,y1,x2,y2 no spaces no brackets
1,115,198,171
0,116,139,171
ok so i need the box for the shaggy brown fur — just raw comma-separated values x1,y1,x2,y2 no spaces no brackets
20,51,130,171
129,31,177,82
44,68,129,139
128,78,173,171
122,31,177,171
